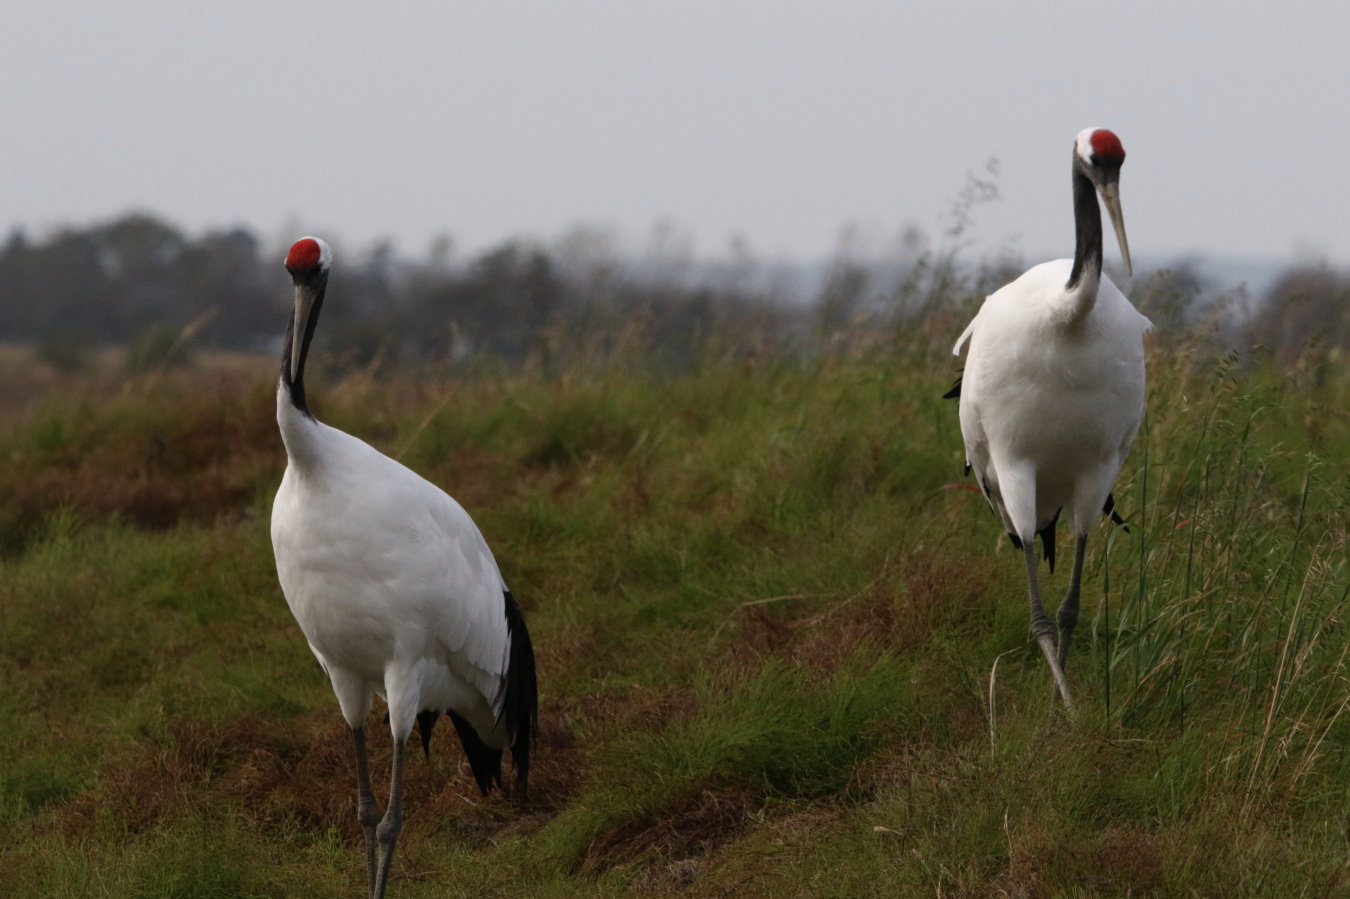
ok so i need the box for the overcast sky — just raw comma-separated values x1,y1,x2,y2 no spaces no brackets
4,1,1346,270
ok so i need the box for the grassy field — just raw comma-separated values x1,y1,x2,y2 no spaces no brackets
0,315,1346,897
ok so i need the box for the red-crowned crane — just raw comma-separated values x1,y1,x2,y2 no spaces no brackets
271,237,537,898
949,129,1152,711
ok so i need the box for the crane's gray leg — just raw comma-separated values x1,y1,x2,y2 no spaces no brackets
352,727,382,899
371,735,408,899
1056,534,1088,670
1023,541,1075,712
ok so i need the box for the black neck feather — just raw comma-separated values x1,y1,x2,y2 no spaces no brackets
1066,165,1102,291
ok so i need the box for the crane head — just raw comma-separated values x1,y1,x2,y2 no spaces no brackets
1074,128,1131,276
284,237,332,383
286,236,332,275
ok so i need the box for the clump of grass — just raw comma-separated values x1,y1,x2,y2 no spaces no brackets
1091,350,1349,826
538,651,913,872
0,368,278,555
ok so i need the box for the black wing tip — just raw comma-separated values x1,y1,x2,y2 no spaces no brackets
502,589,539,808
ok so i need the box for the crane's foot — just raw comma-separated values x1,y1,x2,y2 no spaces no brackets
370,735,408,899
1035,632,1076,713
1024,541,1076,714
371,809,403,899
1055,624,1075,672
1055,534,1088,672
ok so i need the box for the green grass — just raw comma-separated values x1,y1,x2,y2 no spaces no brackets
0,331,1345,897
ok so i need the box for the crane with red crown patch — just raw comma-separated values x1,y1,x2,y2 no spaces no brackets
947,129,1151,712
271,236,538,899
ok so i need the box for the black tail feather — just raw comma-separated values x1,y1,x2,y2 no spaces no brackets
501,589,538,807
1038,511,1060,574
448,711,503,796
1008,508,1061,573
415,710,438,760
949,376,967,474
444,590,538,804
1103,492,1130,531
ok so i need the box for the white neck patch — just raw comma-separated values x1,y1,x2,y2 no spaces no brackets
1074,127,1103,164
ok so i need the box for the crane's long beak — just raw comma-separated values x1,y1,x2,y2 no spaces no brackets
289,278,320,383
1100,182,1132,277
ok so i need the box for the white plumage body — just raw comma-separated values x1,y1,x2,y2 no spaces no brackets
945,127,1146,710
271,235,534,898
271,387,511,748
954,258,1152,543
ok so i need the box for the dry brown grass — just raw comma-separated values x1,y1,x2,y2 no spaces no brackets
584,785,761,875
1,358,279,551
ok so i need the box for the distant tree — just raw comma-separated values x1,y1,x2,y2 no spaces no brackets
816,261,870,334
0,214,286,351
463,242,564,360
1131,260,1208,334
1246,266,1350,365
94,214,188,337
0,228,34,338
177,228,272,349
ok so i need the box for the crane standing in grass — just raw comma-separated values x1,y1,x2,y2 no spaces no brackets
949,129,1152,711
271,237,537,899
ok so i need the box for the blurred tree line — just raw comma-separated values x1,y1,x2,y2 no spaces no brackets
0,214,790,372
0,212,1345,372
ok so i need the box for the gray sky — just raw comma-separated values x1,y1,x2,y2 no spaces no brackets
4,1,1346,269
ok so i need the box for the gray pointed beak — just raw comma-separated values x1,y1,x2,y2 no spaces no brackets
290,280,317,382
1100,182,1132,277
